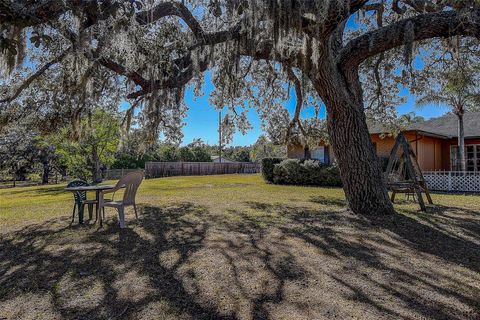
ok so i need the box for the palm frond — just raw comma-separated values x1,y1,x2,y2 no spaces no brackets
415,95,450,109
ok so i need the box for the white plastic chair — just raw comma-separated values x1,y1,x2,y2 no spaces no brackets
100,171,144,228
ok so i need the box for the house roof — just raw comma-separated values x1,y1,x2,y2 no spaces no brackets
369,111,480,139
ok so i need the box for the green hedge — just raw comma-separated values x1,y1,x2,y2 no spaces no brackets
271,159,342,187
261,157,284,183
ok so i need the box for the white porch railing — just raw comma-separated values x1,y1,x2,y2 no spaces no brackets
423,171,480,193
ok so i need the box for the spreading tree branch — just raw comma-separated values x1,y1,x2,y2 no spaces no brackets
338,10,480,69
136,2,204,37
321,0,370,39
126,37,305,99
283,64,307,142
0,48,70,104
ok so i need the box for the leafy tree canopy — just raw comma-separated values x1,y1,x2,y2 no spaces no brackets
250,135,286,162
50,108,120,182
0,121,60,184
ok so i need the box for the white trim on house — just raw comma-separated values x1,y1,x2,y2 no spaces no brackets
450,144,480,172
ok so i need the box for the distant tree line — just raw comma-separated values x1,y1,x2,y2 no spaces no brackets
0,126,60,186
1,108,120,184
0,109,285,184
111,133,285,169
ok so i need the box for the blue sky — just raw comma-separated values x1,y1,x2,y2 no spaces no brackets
180,72,328,146
122,71,451,147
175,73,449,147
181,72,264,146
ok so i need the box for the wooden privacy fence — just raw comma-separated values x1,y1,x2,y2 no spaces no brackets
145,162,261,178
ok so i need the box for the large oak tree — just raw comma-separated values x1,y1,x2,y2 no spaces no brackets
2,0,480,215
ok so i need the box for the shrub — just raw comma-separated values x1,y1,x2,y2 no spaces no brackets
272,159,342,187
261,157,284,183
112,153,156,169
272,159,303,185
323,165,343,186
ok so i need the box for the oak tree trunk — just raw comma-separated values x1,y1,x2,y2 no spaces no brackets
311,64,395,216
42,161,50,184
92,148,102,183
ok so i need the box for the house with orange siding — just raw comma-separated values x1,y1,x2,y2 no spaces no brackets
287,112,480,172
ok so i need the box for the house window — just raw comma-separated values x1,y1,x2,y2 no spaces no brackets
450,145,480,171
311,146,325,163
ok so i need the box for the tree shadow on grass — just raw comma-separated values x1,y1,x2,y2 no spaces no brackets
370,213,480,273
0,202,311,319
0,203,229,319
0,184,67,196
242,201,480,319
1,200,479,319
309,195,347,208
398,203,480,246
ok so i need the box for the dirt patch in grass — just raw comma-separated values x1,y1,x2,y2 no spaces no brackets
1,196,479,319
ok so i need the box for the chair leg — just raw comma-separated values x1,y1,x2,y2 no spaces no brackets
76,203,86,224
118,206,125,228
133,204,138,219
88,203,94,220
79,203,87,223
103,207,106,220
71,203,76,223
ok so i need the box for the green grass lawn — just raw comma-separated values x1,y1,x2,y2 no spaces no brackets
0,174,479,319
0,174,347,229
2,174,478,229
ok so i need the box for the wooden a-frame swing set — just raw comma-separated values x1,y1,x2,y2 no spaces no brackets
384,133,433,212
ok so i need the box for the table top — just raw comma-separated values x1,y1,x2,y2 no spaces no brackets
65,185,115,192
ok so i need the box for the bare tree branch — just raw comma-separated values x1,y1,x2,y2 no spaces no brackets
283,64,307,142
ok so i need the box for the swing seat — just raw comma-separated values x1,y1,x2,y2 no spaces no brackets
388,181,432,206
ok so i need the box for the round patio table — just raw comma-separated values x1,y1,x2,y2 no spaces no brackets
65,185,115,225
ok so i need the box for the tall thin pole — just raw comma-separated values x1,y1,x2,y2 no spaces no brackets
218,111,222,163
